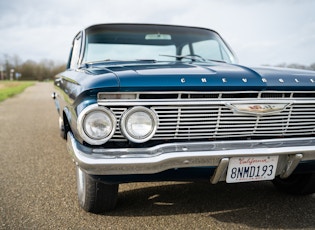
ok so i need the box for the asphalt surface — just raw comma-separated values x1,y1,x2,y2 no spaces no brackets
0,82,314,229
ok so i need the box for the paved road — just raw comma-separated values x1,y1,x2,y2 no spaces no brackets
0,82,314,229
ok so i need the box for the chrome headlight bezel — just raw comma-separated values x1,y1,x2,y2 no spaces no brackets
77,105,116,145
120,106,158,143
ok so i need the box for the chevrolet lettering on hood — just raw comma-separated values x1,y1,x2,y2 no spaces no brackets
52,23,315,214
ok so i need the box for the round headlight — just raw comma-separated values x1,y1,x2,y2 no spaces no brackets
120,106,158,143
78,105,116,145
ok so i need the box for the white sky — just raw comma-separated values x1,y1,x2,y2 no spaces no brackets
0,0,314,66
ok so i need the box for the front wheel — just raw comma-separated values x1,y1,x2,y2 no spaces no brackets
76,166,119,213
272,173,315,195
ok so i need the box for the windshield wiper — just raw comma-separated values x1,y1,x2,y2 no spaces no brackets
160,54,206,62
159,54,227,63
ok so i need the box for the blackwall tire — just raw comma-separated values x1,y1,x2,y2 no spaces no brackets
272,173,315,195
76,166,119,213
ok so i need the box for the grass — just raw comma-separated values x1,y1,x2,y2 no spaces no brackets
0,81,35,102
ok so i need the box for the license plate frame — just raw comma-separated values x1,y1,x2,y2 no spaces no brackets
226,156,279,183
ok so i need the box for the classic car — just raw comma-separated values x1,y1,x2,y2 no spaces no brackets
52,23,315,213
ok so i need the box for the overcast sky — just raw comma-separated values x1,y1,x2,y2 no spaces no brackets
0,0,314,66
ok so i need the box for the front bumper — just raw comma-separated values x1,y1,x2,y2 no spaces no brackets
67,132,315,183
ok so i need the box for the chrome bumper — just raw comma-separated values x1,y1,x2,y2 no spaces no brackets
67,132,315,183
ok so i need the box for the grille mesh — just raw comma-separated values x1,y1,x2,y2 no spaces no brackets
152,105,315,139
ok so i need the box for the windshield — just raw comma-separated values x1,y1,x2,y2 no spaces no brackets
83,24,236,64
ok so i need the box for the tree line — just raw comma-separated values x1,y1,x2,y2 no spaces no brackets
0,54,315,81
271,63,315,71
0,54,66,81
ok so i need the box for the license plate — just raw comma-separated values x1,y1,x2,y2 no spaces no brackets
226,156,279,183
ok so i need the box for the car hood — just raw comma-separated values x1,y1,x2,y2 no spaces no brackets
86,61,315,91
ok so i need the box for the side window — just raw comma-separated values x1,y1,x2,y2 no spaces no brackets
70,34,82,69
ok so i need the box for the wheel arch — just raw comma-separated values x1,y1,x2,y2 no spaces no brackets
61,106,72,139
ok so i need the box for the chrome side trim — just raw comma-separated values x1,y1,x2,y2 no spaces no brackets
67,132,315,176
58,116,64,132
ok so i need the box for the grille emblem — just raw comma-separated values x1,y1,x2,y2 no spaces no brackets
226,103,290,116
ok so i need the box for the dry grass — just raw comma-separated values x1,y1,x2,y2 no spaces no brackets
0,81,35,102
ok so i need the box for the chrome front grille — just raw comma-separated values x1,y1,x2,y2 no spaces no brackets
98,91,315,141
152,104,315,139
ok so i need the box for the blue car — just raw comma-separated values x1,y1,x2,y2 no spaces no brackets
53,23,315,213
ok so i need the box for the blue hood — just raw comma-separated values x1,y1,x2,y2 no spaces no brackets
87,61,315,91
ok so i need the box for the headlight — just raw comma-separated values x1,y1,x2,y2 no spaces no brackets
78,105,116,145
120,106,158,143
